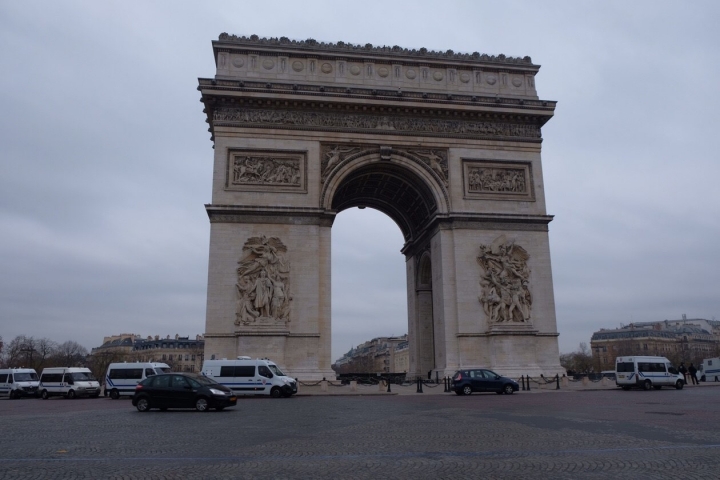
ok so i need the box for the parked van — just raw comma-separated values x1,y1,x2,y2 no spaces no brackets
615,356,684,390
39,367,100,399
0,368,40,399
201,357,297,398
699,357,720,382
104,362,171,399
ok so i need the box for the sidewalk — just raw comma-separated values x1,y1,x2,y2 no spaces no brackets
293,378,720,396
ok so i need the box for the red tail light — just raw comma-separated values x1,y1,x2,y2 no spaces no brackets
135,384,143,390
455,373,462,380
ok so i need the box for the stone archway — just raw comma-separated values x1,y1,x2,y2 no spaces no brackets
199,34,564,379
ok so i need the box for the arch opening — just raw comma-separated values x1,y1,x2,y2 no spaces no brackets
330,207,408,370
330,162,438,244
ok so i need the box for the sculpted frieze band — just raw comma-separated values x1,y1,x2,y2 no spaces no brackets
213,107,541,141
236,236,292,328
477,235,532,325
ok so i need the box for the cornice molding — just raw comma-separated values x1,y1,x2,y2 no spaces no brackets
205,204,336,227
198,78,557,111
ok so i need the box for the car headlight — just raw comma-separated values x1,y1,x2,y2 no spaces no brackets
209,388,226,396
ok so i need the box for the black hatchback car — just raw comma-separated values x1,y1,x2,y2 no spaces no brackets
452,369,519,395
132,373,237,412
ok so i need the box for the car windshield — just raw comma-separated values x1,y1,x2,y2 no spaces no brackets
14,373,38,381
70,372,96,381
268,365,285,376
156,368,171,374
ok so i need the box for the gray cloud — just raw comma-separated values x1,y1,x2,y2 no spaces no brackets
1,1,718,363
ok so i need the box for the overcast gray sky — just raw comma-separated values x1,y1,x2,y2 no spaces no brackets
1,1,719,362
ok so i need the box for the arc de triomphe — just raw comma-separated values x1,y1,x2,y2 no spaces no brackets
199,34,564,380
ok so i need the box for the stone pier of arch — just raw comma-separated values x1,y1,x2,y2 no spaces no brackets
198,34,564,380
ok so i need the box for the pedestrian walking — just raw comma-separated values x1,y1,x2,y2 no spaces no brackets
679,362,687,383
688,363,698,385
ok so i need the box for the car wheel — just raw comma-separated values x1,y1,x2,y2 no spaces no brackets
642,380,652,391
67,390,76,399
136,397,150,412
621,386,630,391
675,380,684,390
503,384,515,395
41,390,49,399
462,385,473,396
110,389,120,400
270,387,282,398
195,397,209,412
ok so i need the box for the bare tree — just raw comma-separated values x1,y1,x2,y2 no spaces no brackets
33,338,59,370
559,342,594,375
2,335,38,368
52,341,89,367
87,349,128,384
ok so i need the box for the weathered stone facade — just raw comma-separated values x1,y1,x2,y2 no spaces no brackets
199,34,564,379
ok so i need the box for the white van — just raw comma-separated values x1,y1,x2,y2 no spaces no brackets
104,362,171,399
615,356,685,390
699,358,720,382
201,357,297,398
0,368,40,399
39,367,100,399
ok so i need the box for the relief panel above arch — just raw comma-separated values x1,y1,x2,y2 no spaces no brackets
226,148,308,193
462,159,535,202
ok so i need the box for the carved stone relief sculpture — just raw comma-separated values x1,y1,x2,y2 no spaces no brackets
320,144,449,188
468,166,526,194
226,149,306,193
235,236,292,327
407,149,449,186
463,160,533,201
477,235,532,324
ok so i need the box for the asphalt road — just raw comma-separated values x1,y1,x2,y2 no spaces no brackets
1,387,718,479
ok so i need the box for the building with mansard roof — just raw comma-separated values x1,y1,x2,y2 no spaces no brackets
90,333,205,373
590,317,718,371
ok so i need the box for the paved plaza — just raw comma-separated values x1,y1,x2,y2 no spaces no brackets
1,384,719,479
